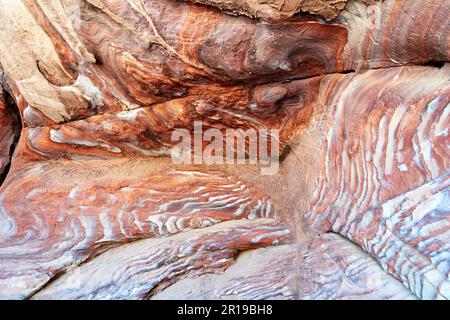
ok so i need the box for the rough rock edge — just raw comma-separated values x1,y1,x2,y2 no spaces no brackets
187,0,382,21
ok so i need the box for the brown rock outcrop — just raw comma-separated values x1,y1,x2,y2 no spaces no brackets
152,234,417,300
0,0,447,127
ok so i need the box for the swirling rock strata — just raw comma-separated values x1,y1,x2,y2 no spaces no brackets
21,77,322,160
152,234,416,300
0,0,448,300
282,65,450,299
0,0,448,127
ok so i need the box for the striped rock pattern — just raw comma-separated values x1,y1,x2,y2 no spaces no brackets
21,77,322,160
296,234,417,300
0,157,279,299
284,65,450,299
31,219,291,300
0,0,447,127
152,234,416,300
0,0,448,300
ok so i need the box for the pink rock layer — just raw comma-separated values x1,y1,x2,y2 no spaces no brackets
0,0,448,300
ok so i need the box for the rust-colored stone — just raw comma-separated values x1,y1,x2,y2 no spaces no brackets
0,0,448,300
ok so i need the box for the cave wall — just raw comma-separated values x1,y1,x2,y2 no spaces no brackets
0,0,448,300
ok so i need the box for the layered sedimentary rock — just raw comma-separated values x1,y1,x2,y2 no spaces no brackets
281,65,450,299
32,219,290,300
21,77,321,160
0,0,448,300
0,158,280,299
152,234,416,300
0,0,448,127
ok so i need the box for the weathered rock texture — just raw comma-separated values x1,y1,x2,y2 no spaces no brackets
188,0,350,20
152,234,417,300
290,65,450,299
0,0,448,300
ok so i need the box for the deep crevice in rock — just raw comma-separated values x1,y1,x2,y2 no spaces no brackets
0,89,21,187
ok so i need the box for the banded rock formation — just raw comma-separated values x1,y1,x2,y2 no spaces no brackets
0,0,448,300
152,234,417,300
282,65,450,299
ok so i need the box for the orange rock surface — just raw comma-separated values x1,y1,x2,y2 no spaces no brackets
0,0,448,300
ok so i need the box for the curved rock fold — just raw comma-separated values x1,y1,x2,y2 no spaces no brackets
0,0,448,300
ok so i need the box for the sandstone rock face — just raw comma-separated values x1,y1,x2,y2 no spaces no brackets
188,0,350,20
290,66,450,299
0,0,448,300
152,234,417,300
